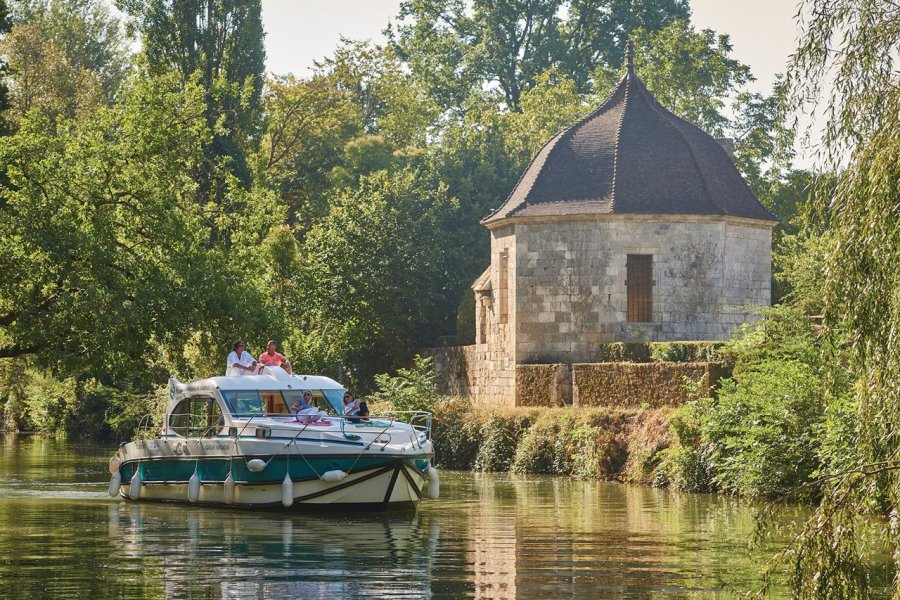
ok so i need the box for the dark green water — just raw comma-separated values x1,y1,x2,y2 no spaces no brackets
0,435,805,598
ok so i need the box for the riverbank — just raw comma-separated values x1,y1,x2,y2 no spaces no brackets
429,399,674,485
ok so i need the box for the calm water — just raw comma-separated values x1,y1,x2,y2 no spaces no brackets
0,435,807,598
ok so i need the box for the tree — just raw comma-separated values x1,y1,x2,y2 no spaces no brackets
769,1,900,596
0,24,104,124
0,71,275,380
388,0,690,111
117,0,266,190
629,20,751,134
11,0,132,103
298,167,466,387
253,73,362,225
0,0,12,134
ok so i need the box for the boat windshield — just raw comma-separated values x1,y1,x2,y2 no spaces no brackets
221,389,344,417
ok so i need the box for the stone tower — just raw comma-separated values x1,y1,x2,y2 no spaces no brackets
469,49,777,406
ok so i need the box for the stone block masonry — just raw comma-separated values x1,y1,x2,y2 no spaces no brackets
429,346,723,409
572,362,718,408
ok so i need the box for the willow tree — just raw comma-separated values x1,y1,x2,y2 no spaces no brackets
775,1,900,596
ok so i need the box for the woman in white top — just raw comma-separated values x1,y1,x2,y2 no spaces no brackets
226,340,257,376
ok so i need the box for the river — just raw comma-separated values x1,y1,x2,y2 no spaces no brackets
0,434,816,598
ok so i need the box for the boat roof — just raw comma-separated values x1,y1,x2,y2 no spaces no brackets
172,370,344,394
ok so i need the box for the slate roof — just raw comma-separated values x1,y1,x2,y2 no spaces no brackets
483,65,777,225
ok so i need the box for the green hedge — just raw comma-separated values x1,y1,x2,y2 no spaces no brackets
595,342,651,362
595,341,725,363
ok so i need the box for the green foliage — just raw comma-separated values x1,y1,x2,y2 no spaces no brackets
0,71,278,380
429,397,482,470
12,0,132,103
369,355,441,413
300,169,466,385
776,2,900,587
595,342,651,363
474,412,532,472
649,341,723,363
118,0,266,190
660,307,838,500
389,0,689,111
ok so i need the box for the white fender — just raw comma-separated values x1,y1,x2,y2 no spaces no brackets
129,469,142,499
247,459,267,472
108,471,122,497
320,470,347,483
108,455,121,475
281,473,294,507
188,469,201,502
223,472,235,505
426,466,440,499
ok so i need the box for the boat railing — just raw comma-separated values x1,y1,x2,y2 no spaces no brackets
130,409,432,444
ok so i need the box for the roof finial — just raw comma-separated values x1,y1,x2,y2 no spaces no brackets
626,39,635,73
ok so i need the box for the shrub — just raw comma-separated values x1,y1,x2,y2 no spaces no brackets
659,307,836,499
595,342,651,363
430,397,483,469
474,412,533,472
657,402,717,492
649,341,724,363
622,407,676,484
369,354,441,413
511,409,629,478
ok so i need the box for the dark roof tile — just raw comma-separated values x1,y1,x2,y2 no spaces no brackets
483,69,777,224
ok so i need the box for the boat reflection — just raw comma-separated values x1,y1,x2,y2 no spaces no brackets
105,503,440,598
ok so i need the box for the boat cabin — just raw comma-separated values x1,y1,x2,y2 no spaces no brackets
164,367,345,438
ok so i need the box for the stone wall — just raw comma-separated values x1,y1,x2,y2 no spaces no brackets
515,364,572,407
428,345,516,407
431,343,722,409
571,362,718,408
507,216,773,364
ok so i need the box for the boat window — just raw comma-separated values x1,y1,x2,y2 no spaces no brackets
283,390,337,416
260,391,290,415
168,396,223,438
321,389,346,415
221,390,264,416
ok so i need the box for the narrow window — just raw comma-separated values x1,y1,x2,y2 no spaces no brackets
626,255,652,322
498,251,509,324
478,300,487,344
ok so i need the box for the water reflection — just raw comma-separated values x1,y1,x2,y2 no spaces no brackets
0,435,812,598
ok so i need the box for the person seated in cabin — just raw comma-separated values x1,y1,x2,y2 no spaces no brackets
291,390,322,424
258,340,292,374
343,391,370,423
226,340,258,377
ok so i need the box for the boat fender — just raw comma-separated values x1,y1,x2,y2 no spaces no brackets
188,470,201,503
282,473,294,507
320,470,347,483
223,472,235,505
129,469,142,500
108,455,121,475
426,466,440,499
247,459,267,472
108,471,122,497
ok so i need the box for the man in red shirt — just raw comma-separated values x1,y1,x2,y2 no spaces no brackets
258,340,292,374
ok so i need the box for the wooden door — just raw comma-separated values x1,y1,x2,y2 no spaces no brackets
626,255,652,323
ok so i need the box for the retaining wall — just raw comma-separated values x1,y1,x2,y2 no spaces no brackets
429,346,723,408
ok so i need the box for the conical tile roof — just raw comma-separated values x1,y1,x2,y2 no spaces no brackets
483,66,777,225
